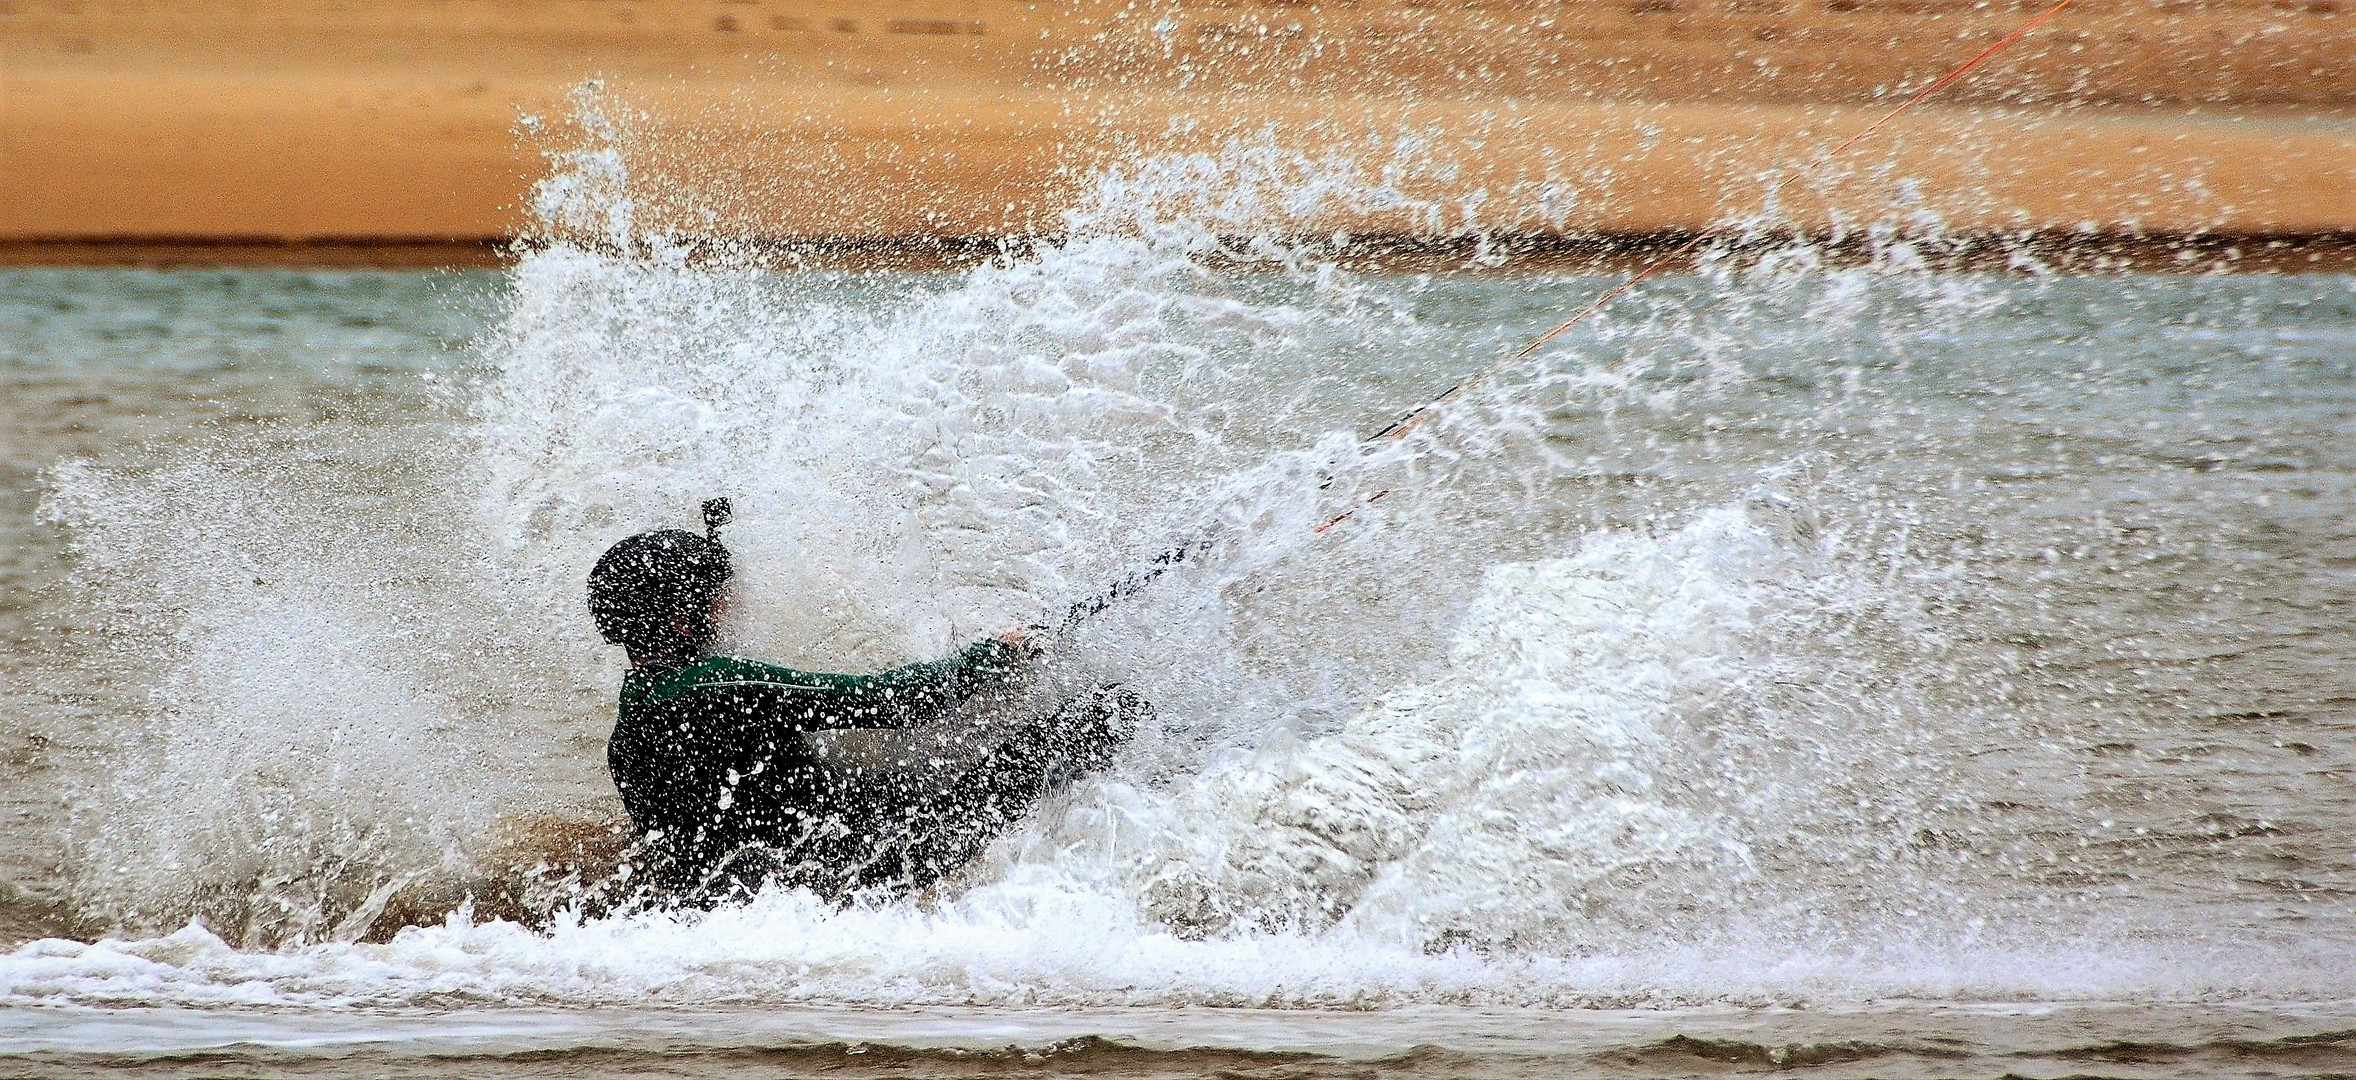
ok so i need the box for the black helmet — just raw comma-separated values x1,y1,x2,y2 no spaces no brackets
588,500,734,654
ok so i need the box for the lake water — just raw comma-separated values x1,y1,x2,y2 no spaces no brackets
1,176,2353,1074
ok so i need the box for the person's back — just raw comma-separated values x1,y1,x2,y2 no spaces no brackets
588,501,1140,905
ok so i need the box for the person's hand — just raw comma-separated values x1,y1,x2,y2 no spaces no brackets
996,625,1049,660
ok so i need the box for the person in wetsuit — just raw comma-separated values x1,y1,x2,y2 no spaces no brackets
588,504,1139,905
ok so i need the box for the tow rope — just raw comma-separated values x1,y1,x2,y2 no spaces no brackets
1055,0,2078,626
1319,0,2078,532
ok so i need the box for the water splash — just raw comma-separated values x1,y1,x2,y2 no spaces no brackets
12,505,2351,1006
22,93,2356,1011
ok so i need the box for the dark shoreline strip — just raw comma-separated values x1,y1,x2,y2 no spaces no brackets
3,231,2352,273
13,1029,2356,1079
0,236,514,269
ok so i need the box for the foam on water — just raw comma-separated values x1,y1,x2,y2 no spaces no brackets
16,104,2356,1011
8,508,2348,1008
17,499,2351,1007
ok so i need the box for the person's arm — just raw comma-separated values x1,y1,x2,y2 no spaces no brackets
816,637,1026,727
851,637,1024,699
682,639,1027,732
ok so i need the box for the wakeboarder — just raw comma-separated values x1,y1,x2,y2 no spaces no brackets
587,499,1142,905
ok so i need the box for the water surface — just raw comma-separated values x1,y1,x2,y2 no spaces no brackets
1,238,2352,1071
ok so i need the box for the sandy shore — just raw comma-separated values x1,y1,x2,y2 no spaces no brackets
3,0,2351,262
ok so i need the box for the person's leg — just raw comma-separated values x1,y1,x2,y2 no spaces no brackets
843,685,1148,896
674,798,869,906
668,687,1146,905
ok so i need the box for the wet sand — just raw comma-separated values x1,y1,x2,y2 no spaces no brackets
8,1001,2356,1078
2,0,2351,257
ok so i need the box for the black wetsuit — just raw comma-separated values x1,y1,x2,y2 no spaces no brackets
607,640,1134,903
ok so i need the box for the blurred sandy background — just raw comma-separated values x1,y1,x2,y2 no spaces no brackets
1,0,2350,261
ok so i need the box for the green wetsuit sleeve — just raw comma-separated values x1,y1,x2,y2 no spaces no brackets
850,638,1024,697
679,639,1024,732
